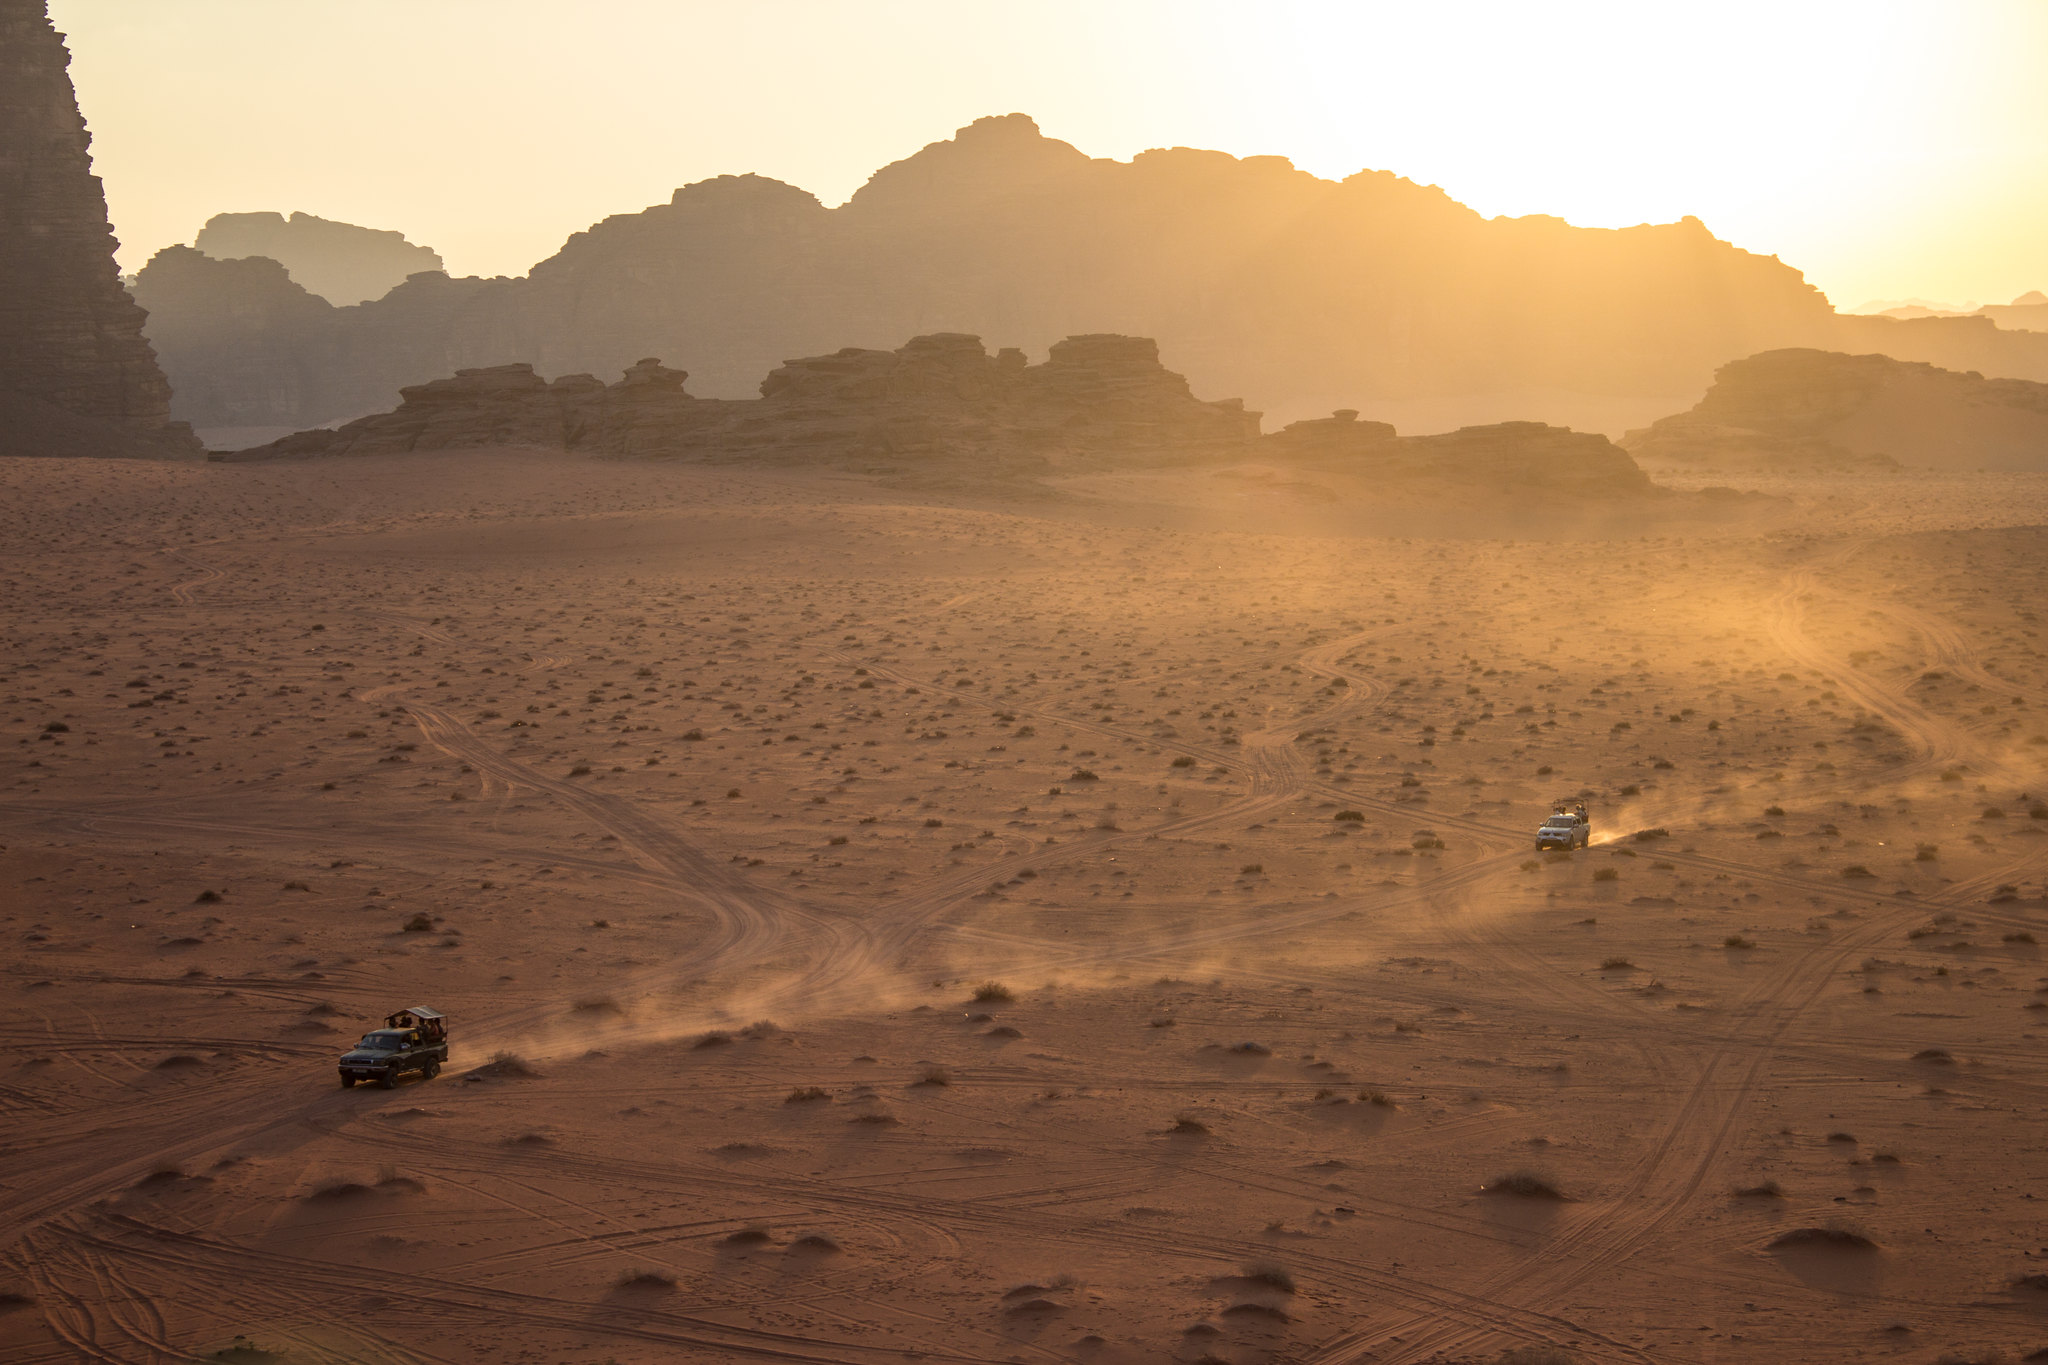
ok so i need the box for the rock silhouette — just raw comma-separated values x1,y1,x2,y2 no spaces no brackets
192,211,444,306
132,113,2048,438
0,0,198,458
1622,348,2048,472
231,332,1262,465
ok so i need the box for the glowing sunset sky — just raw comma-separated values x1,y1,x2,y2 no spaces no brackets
52,0,2048,310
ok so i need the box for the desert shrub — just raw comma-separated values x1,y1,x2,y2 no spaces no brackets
972,982,1014,1003
1485,1170,1564,1198
1171,755,1196,768
1240,864,1263,875
1592,868,1618,882
784,1087,829,1104
614,1269,676,1290
1769,1225,1877,1251
1239,1259,1295,1293
1724,935,1756,950
1334,810,1365,822
568,765,591,777
401,912,433,933
1599,957,1634,970
1632,828,1669,842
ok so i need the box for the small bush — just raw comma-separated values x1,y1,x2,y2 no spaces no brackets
194,889,223,904
1334,810,1365,822
614,1269,676,1290
1591,867,1618,882
1724,935,1756,950
568,765,591,777
1631,828,1669,842
401,912,433,933
1170,1115,1210,1135
1239,1259,1295,1293
972,982,1014,1003
1170,755,1196,768
1240,863,1264,875
784,1087,829,1104
1599,957,1634,971
1734,1180,1784,1198
1768,1225,1877,1251
1485,1170,1564,1199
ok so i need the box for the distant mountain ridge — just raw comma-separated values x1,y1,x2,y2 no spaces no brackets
132,113,2048,436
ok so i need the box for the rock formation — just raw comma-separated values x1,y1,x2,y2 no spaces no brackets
1622,348,2048,472
133,113,2048,436
1266,409,1653,495
233,332,1262,465
0,0,198,458
192,211,444,305
1976,291,2048,334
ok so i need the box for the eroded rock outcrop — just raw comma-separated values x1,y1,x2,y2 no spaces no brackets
1266,411,1653,495
193,211,443,305
1623,349,2048,472
234,332,1261,464
0,0,198,458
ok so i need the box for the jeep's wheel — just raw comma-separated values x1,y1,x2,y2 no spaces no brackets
340,1075,355,1088
380,1068,400,1089
424,1061,441,1080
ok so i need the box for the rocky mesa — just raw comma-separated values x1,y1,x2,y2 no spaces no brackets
1622,348,2048,473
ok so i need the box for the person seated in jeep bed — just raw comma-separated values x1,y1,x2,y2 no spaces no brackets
338,1007,448,1088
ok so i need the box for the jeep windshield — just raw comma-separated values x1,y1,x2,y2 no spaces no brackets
356,1035,402,1050
1541,817,1575,828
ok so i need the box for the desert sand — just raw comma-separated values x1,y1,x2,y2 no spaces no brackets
4,451,2048,1365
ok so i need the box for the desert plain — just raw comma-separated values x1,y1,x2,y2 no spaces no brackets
3,451,2048,1365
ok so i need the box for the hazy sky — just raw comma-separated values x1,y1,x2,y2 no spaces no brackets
52,0,2048,311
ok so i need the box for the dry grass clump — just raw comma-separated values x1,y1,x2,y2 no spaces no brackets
692,1031,733,1049
971,981,1014,1003
1734,1180,1785,1198
1598,957,1634,971
912,1066,951,1087
784,1086,830,1104
1169,1114,1211,1135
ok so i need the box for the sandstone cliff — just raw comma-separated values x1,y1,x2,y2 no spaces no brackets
140,113,2048,438
1622,348,2048,472
0,0,198,458
193,211,443,305
233,332,1261,466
